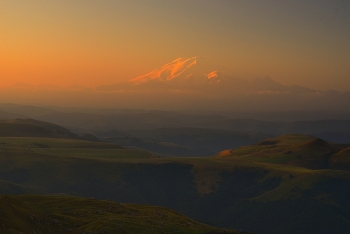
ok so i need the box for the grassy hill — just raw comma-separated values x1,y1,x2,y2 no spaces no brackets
0,194,237,234
330,147,350,171
215,134,346,169
0,118,105,143
0,118,80,139
0,135,350,233
0,137,156,162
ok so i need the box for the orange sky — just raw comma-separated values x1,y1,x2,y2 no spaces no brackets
1,1,350,91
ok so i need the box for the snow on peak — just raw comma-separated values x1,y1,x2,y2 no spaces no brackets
207,71,220,80
129,57,198,85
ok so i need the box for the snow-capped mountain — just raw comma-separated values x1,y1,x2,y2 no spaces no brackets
129,57,198,84
95,56,346,103
127,57,225,89
3,56,350,111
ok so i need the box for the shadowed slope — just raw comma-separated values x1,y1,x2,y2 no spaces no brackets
0,195,237,234
0,135,350,233
330,147,350,171
0,180,43,195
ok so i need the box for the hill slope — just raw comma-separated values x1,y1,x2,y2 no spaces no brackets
330,147,350,171
0,118,104,142
215,134,345,169
0,118,79,139
0,194,237,234
0,135,350,233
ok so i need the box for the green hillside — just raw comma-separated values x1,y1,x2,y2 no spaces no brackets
0,137,156,162
0,135,350,233
0,118,106,143
329,147,350,171
215,134,345,169
0,119,79,139
0,194,237,234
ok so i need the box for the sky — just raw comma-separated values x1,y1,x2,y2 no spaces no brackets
1,0,350,91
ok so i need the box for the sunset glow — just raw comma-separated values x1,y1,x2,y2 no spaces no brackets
1,0,350,108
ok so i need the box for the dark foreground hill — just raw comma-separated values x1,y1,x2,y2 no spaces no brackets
0,194,237,234
0,135,350,233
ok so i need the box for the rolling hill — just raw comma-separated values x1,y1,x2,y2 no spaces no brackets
4,103,347,147
0,194,237,234
0,118,102,142
0,134,349,233
0,119,79,139
330,147,350,171
214,134,344,169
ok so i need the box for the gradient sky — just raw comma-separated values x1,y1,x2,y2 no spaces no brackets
1,0,350,91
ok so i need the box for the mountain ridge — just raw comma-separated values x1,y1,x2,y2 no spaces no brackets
1,56,350,111
0,118,102,142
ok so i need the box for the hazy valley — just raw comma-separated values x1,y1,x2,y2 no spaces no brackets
0,104,350,233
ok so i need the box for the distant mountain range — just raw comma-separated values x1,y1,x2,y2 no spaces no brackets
96,56,340,95
2,57,350,110
1,103,350,156
0,118,101,142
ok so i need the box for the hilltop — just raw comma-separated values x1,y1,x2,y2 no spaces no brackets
215,134,346,170
0,118,101,142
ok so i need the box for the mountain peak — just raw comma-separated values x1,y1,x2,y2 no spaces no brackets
129,57,198,85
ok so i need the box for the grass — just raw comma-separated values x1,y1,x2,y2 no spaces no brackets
0,136,348,197
0,135,350,233
0,137,123,149
0,194,238,234
330,147,350,170
32,148,157,159
214,134,343,169
0,137,157,160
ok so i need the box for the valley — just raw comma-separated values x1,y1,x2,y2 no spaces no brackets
0,125,349,233
0,108,350,233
